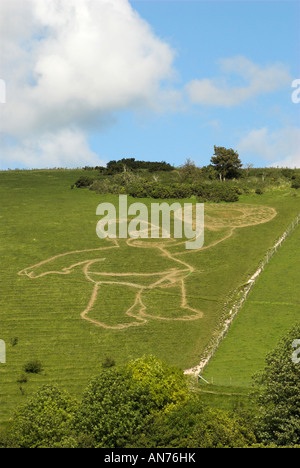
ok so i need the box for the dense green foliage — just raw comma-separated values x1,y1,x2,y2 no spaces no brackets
23,359,43,375
253,322,300,447
127,395,256,448
95,158,174,174
291,175,300,189
0,355,255,448
124,180,239,202
73,356,188,448
4,386,78,448
1,324,300,448
75,157,300,203
74,367,151,448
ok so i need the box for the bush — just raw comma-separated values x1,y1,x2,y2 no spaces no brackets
89,179,116,194
255,188,264,195
102,355,116,368
17,374,28,385
74,176,95,188
192,183,239,202
291,176,300,189
23,359,43,374
105,158,174,174
281,168,295,180
126,180,238,201
10,337,18,347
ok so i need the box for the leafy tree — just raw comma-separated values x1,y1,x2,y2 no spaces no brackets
201,164,218,181
74,355,189,448
211,146,242,182
74,367,142,447
252,322,300,446
7,385,78,448
179,158,201,182
127,355,189,412
127,395,256,448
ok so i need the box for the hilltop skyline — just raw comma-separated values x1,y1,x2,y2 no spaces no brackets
0,0,299,170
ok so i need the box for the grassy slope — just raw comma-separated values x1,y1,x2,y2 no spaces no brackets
202,221,300,388
0,169,299,426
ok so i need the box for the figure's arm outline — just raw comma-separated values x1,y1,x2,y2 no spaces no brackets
18,243,118,278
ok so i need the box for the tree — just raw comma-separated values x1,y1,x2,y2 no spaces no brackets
127,354,189,412
7,385,78,448
179,158,200,182
127,394,256,448
210,146,242,182
252,322,300,446
73,367,149,448
243,163,254,177
74,355,189,448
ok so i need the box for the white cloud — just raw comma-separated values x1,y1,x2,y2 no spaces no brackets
186,56,291,107
0,0,176,168
0,129,102,170
236,126,300,168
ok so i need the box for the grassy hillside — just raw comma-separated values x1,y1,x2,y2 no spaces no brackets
0,169,299,427
202,221,300,388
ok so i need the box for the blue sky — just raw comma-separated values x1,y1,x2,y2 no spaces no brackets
0,0,299,169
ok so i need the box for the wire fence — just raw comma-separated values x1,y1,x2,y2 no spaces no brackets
184,212,300,377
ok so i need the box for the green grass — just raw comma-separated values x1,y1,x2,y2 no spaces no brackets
195,384,256,413
202,222,300,388
0,169,299,427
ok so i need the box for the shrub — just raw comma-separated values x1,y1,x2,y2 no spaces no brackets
23,359,43,374
10,337,18,347
291,176,300,189
281,168,295,180
192,183,239,202
17,374,28,385
89,179,114,194
102,355,116,368
74,176,95,188
255,188,264,195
